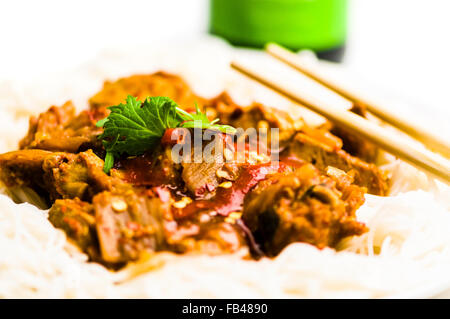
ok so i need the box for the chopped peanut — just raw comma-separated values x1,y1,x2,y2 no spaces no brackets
111,199,127,212
218,181,232,189
173,197,192,209
173,200,187,209
225,212,242,224
216,168,232,180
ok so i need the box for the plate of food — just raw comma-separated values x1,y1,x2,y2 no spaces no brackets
0,37,449,298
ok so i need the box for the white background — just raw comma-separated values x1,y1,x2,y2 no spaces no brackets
0,0,448,120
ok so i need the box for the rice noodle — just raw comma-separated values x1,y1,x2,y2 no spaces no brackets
0,37,449,298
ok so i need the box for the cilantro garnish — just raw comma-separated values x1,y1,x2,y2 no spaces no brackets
177,104,236,133
96,95,235,173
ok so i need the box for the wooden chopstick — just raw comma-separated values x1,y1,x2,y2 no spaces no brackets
230,59,450,185
266,42,450,159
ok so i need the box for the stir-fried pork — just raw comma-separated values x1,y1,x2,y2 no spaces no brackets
243,164,367,256
282,132,389,195
20,101,103,153
0,71,390,268
326,104,379,163
89,72,204,113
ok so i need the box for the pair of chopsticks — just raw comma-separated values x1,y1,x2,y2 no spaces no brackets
231,43,450,185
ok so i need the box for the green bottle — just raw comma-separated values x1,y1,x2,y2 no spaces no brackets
209,0,348,62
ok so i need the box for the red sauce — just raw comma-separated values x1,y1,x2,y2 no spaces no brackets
115,142,301,221
117,153,175,187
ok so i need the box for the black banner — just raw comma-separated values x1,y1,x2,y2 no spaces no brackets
0,299,445,317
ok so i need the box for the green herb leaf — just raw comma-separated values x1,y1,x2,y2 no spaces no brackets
97,95,235,173
103,151,115,174
97,95,182,173
177,104,236,134
95,117,108,127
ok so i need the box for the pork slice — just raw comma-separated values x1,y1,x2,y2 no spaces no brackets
205,92,300,148
181,134,229,198
19,101,102,153
48,198,100,259
94,189,167,264
89,72,204,113
42,150,123,201
283,132,389,195
328,104,379,163
0,149,53,190
0,149,122,203
242,164,367,256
